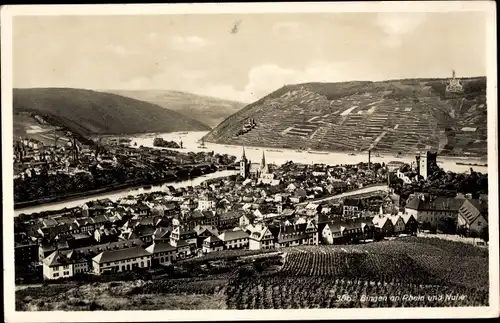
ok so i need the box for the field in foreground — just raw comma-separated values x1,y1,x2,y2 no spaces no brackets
16,237,488,310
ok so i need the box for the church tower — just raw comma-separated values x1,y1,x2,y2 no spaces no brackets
240,147,248,178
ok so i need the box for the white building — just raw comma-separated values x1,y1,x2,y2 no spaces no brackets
197,193,216,211
145,241,177,266
92,246,152,275
202,236,224,253
42,250,89,280
218,230,249,250
248,224,275,250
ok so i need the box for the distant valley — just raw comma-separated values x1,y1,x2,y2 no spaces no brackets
203,77,487,157
13,88,211,143
107,90,246,128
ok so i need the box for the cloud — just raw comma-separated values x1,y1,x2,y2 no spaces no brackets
118,63,208,90
374,13,427,48
114,61,385,103
168,35,207,51
196,61,384,103
105,44,128,56
375,13,427,36
148,32,158,41
272,21,302,39
104,44,140,56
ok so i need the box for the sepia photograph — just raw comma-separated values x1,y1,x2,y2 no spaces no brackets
2,1,498,321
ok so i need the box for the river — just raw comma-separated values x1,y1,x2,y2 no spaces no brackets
132,131,488,174
15,131,488,216
14,170,238,216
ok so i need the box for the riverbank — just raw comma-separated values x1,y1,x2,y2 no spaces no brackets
14,175,176,210
14,167,222,212
133,131,488,174
14,169,238,217
204,138,488,160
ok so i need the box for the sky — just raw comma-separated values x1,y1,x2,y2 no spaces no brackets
13,12,487,103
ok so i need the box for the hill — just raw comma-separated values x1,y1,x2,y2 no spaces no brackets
203,77,487,157
107,90,246,128
13,88,211,139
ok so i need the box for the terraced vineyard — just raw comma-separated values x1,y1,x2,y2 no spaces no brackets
204,78,487,156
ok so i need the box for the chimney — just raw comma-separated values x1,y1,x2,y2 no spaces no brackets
368,150,371,170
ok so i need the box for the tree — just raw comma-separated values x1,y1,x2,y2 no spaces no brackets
479,225,489,242
456,225,468,237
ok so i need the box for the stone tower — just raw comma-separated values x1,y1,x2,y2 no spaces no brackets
240,147,249,178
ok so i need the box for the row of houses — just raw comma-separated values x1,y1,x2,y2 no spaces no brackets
42,210,418,280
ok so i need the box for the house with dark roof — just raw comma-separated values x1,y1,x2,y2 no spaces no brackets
92,246,152,274
275,220,318,248
389,214,405,235
405,195,465,227
81,203,107,218
94,226,120,243
342,198,362,217
321,217,375,244
203,235,224,253
193,225,219,246
72,239,145,260
170,226,197,247
188,210,218,228
15,241,39,268
38,241,57,263
238,213,256,228
132,204,151,217
372,215,395,237
145,241,177,266
38,223,71,240
218,230,250,250
152,227,171,241
74,217,96,234
401,213,418,235
134,226,157,244
67,232,95,249
218,211,243,229
457,199,488,234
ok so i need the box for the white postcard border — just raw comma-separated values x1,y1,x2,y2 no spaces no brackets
2,2,498,322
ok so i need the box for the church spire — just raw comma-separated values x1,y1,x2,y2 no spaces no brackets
261,150,266,167
242,146,246,160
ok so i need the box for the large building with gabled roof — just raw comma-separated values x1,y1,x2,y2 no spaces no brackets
42,249,89,280
145,241,177,266
92,246,152,274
